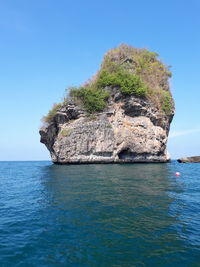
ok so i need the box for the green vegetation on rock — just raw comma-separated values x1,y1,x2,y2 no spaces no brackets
42,103,62,123
69,87,110,113
160,90,172,115
97,68,147,97
60,128,71,137
43,44,173,121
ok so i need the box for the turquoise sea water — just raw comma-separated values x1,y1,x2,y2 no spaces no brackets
0,161,200,266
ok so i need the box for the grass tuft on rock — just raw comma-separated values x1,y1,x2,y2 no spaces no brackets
60,128,71,137
42,103,62,123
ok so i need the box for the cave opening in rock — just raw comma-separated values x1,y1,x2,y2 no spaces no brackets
118,149,135,160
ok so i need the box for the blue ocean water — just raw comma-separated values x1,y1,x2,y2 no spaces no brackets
0,161,200,267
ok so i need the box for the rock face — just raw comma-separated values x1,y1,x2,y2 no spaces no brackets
40,45,175,164
40,95,174,164
177,156,200,163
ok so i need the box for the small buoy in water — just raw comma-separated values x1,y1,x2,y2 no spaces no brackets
175,172,181,177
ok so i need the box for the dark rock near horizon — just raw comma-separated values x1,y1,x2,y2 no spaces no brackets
177,156,200,163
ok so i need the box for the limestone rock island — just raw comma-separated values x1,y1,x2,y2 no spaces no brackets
40,44,175,164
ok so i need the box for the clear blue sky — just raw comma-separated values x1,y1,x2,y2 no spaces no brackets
0,0,200,160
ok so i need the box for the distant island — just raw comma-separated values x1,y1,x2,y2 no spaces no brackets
178,156,200,163
40,44,175,164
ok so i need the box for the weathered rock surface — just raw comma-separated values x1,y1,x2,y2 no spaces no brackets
40,94,174,164
40,45,175,164
177,156,200,163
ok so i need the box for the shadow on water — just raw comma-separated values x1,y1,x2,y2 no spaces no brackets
1,162,200,266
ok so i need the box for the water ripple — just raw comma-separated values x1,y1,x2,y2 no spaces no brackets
0,161,200,266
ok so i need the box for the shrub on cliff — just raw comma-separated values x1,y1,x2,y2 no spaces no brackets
69,87,110,113
96,68,147,97
160,90,172,115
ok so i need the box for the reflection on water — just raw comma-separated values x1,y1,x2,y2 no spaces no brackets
0,162,200,266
